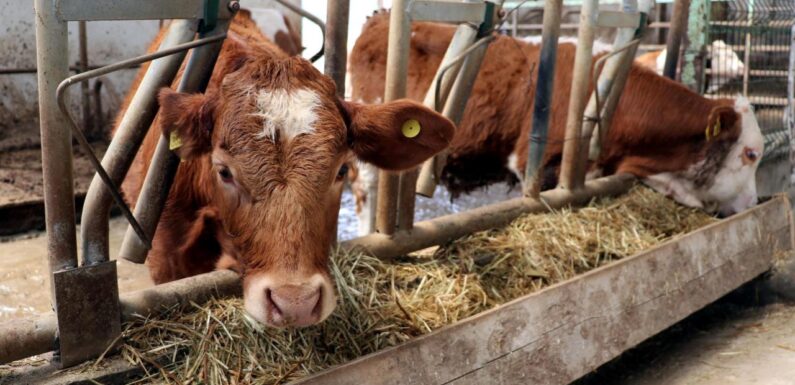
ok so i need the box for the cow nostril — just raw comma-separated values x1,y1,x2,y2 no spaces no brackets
265,288,282,318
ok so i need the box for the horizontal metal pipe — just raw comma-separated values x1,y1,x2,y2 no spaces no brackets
0,270,240,365
345,174,635,260
0,65,141,74
0,174,633,364
0,316,57,365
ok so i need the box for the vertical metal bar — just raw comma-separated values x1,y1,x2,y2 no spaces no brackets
524,0,562,197
324,0,349,95
663,0,690,80
415,24,479,197
78,21,93,137
788,25,795,138
325,0,349,240
34,0,77,299
559,0,598,191
84,20,196,265
399,23,479,230
119,22,229,264
376,0,410,235
741,0,754,97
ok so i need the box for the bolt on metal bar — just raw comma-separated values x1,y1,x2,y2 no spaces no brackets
524,0,563,198
79,19,199,266
120,21,231,264
275,0,326,62
376,0,411,235
56,33,228,265
559,0,598,191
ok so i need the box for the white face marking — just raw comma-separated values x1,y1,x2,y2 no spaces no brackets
253,88,321,142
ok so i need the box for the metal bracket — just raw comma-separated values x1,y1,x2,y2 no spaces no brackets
199,0,220,33
409,0,488,23
52,262,121,368
596,10,641,29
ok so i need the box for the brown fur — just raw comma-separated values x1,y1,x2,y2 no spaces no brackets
349,13,741,195
118,11,454,285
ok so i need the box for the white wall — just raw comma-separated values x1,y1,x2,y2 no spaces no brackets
0,0,301,137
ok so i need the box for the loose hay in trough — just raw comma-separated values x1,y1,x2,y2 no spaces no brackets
116,185,716,384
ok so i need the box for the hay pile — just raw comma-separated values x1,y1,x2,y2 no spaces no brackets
117,185,716,384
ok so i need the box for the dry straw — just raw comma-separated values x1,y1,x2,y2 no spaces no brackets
116,185,715,384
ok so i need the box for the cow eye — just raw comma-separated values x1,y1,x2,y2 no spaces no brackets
336,164,349,181
744,148,759,162
218,166,234,183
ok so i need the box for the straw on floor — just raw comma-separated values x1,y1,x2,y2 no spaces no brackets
115,185,716,384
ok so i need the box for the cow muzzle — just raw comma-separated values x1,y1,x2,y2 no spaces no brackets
244,273,336,327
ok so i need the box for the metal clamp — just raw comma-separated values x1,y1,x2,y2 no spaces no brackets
55,33,227,251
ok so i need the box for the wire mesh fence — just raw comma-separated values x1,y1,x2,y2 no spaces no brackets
707,0,794,163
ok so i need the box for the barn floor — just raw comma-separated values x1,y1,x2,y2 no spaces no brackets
574,286,795,385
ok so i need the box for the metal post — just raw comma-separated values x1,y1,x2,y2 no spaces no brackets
78,21,93,137
681,0,709,92
82,20,196,265
559,0,598,190
524,0,563,197
119,21,230,263
741,0,754,97
324,0,349,94
34,0,77,298
376,0,410,235
415,24,479,198
663,0,690,80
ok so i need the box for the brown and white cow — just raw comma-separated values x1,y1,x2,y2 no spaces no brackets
348,11,763,233
119,11,455,327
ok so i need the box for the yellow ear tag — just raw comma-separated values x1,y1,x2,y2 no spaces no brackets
401,119,421,138
713,119,721,137
169,131,183,151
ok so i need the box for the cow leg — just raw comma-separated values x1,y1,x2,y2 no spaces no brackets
147,207,224,283
352,162,379,236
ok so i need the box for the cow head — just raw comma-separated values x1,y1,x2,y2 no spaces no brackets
158,52,454,328
643,97,763,217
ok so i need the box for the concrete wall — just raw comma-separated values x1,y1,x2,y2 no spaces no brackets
0,0,300,139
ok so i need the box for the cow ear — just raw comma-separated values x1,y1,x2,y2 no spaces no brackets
341,99,455,171
158,88,217,159
705,105,740,142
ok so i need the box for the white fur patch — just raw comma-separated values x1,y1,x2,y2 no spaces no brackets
507,152,522,181
253,88,320,142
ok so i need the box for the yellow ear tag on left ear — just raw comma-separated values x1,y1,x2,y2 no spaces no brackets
713,119,721,137
169,131,183,151
401,119,421,138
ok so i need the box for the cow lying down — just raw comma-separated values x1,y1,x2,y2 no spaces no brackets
348,11,763,233
119,11,454,327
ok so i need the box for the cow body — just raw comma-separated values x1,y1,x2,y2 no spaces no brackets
119,10,454,327
348,12,763,228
